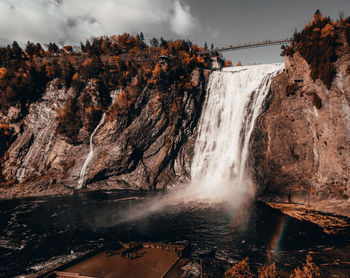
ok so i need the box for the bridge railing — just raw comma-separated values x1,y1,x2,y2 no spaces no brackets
198,38,292,55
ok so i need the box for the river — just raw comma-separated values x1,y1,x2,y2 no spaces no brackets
0,190,348,277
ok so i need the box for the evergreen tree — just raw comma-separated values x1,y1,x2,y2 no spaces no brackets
160,37,167,48
11,41,22,59
48,42,59,54
150,37,158,47
35,43,43,56
25,41,36,57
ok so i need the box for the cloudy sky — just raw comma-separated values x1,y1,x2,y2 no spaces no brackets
0,0,349,64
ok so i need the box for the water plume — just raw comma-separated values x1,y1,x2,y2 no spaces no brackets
94,64,285,227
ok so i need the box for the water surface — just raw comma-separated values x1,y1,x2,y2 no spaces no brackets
0,190,348,277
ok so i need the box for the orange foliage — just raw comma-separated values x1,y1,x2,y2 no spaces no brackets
225,60,232,67
321,23,335,38
236,61,242,66
0,68,7,79
283,11,343,89
312,11,325,24
72,72,79,81
290,255,320,278
82,58,92,67
224,257,253,278
0,33,206,136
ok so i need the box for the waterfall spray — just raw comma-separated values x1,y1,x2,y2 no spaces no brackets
91,65,285,224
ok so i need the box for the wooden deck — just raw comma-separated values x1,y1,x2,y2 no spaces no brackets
34,243,189,278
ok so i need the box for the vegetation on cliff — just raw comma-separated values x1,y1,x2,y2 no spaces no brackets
282,10,350,89
0,32,230,187
0,33,211,145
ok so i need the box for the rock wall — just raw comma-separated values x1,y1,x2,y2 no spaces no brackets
0,68,207,198
250,53,350,215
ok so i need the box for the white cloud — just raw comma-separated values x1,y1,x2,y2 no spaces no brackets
170,0,196,35
0,0,201,45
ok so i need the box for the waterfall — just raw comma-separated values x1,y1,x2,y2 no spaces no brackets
190,64,284,196
76,113,106,189
77,90,119,189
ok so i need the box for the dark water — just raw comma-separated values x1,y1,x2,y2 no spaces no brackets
0,190,348,277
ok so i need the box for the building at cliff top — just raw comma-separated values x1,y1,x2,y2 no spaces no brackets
208,55,225,70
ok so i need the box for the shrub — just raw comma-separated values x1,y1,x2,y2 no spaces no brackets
290,255,320,278
56,97,82,142
258,262,277,278
224,257,254,278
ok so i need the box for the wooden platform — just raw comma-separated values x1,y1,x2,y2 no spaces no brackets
35,243,190,278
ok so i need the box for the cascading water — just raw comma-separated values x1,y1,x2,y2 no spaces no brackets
76,113,106,189
77,90,119,189
190,64,284,197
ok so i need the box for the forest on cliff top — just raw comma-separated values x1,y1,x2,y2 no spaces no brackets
282,10,350,89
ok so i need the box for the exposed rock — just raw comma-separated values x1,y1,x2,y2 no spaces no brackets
250,53,350,216
266,202,350,234
0,69,207,198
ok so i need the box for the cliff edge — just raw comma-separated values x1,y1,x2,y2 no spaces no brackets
250,13,350,217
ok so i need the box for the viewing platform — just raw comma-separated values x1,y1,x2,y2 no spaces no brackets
33,242,191,278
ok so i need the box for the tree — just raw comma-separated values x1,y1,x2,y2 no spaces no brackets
80,42,87,53
25,41,36,57
11,41,23,59
139,32,144,41
160,37,167,48
35,43,43,57
48,42,59,54
204,42,208,49
62,62,74,87
150,37,159,47
63,45,73,53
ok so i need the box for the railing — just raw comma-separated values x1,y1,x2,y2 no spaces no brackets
198,38,292,55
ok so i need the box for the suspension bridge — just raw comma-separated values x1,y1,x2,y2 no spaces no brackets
198,38,292,55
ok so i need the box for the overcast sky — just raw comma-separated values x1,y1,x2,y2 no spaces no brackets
0,0,349,64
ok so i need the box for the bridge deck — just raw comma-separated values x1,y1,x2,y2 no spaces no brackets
198,38,291,55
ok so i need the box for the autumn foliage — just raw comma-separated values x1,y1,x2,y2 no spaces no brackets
0,33,208,141
281,10,350,89
224,255,320,278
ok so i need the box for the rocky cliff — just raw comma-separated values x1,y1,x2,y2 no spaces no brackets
0,68,207,199
250,52,350,216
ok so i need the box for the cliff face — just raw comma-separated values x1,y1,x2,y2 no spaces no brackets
250,52,350,215
0,68,206,198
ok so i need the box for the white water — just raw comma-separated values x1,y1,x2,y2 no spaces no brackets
190,64,284,199
76,113,106,189
77,90,119,189
80,65,285,224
